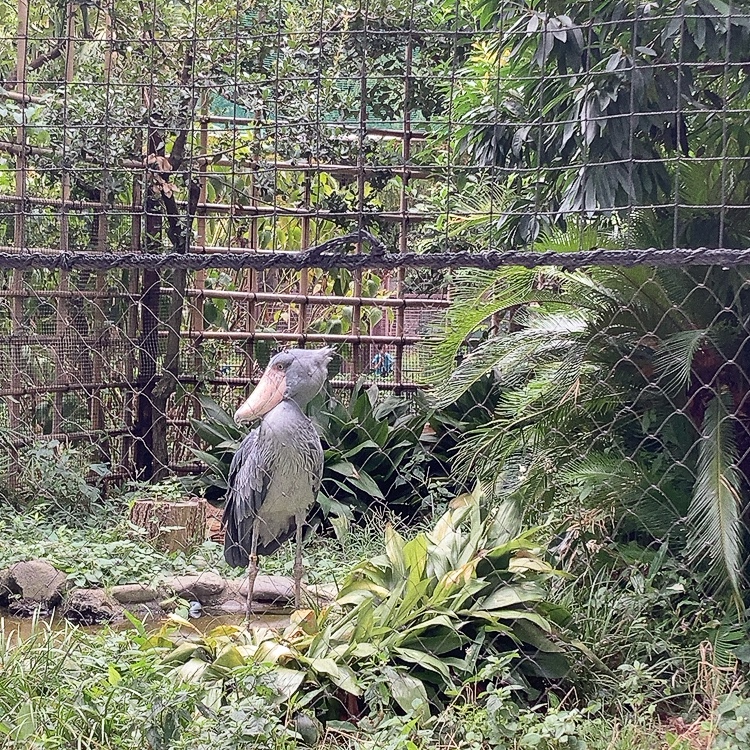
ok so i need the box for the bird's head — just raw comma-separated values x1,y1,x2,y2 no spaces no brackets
234,346,335,425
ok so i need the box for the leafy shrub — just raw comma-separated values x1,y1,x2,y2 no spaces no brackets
0,502,231,587
158,487,569,724
712,694,750,750
189,385,436,521
1,440,110,512
0,621,293,749
311,382,433,519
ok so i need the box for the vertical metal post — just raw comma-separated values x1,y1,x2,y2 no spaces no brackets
352,7,369,380
395,36,413,394
190,105,208,428
91,2,113,446
245,172,259,378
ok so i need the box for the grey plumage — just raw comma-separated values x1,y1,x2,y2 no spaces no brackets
221,347,333,601
223,400,323,564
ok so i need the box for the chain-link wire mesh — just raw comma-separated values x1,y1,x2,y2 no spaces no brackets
1,0,750,745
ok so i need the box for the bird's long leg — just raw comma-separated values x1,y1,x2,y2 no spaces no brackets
245,518,261,622
293,512,306,609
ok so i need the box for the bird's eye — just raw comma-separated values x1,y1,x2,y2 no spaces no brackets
276,363,285,371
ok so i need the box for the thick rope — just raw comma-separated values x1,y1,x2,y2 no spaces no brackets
0,231,748,270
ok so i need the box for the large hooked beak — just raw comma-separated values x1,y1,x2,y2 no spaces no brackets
234,366,286,424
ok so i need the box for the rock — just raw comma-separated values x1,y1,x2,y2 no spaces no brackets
305,583,338,605
239,574,295,603
0,568,12,606
216,597,245,614
162,572,226,602
110,583,160,604
8,599,50,617
64,589,122,625
9,560,68,606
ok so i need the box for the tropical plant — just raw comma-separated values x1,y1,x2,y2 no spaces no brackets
310,382,433,519
189,384,436,520
1,439,110,512
158,487,568,724
445,0,750,241
429,211,750,612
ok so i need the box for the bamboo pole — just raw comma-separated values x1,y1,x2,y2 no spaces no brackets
179,287,448,308
190,99,209,391
10,2,29,441
395,36,414,393
297,164,312,337
90,2,114,450
177,330,420,344
52,2,76,433
244,172,259,377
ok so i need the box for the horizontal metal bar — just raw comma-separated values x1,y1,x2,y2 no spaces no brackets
8,428,131,448
179,376,427,391
0,381,131,397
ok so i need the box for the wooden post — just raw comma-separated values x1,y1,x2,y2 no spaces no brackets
50,3,76,434
395,36,414,394
133,108,163,479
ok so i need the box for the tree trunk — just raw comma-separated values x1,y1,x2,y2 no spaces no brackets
151,267,188,480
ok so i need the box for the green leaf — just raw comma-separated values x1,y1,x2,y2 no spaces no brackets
264,667,306,703
481,582,547,611
328,461,359,478
305,658,362,696
394,647,453,682
686,392,744,611
348,469,385,500
382,666,430,722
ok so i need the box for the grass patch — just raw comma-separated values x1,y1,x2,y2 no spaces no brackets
0,499,388,589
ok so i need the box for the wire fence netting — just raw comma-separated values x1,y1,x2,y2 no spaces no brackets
1,0,750,744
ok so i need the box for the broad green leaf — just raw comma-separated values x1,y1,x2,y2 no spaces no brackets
394,647,453,682
403,533,429,583
178,657,210,682
264,667,306,703
213,644,246,669
328,461,359,478
349,469,385,500
108,663,122,685
382,666,430,722
305,657,362,696
384,524,407,577
481,582,547,611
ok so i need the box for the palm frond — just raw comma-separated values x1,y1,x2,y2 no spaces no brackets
686,392,744,612
423,266,543,385
532,224,617,253
653,329,707,395
431,310,588,407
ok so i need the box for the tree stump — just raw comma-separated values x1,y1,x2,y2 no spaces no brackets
205,502,225,544
129,498,207,552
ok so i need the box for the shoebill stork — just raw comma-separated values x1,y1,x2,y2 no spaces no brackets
223,347,333,615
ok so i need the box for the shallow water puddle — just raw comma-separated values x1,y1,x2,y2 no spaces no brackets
0,609,291,641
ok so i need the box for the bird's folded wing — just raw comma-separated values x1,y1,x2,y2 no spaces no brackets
225,428,268,522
